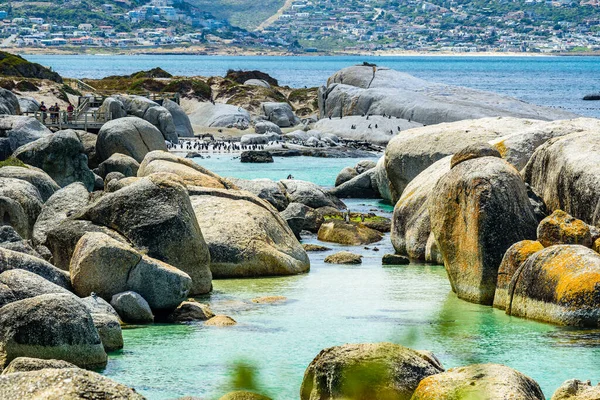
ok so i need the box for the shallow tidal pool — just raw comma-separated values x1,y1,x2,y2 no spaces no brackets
101,157,600,399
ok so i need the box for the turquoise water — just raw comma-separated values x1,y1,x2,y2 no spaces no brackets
23,54,600,118
190,155,381,188
100,158,600,400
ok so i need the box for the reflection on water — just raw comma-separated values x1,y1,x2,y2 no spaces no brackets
101,161,600,399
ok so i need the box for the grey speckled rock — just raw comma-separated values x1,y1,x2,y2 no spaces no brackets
429,157,538,305
113,95,178,143
98,97,127,120
90,312,123,352
32,182,90,246
0,89,20,115
0,115,51,159
523,130,600,226
261,102,299,127
189,187,309,278
2,357,76,374
0,293,107,369
0,166,59,202
391,157,450,263
0,247,71,290
314,115,421,145
188,103,250,129
44,219,128,271
96,117,168,163
0,176,43,240
254,120,282,135
0,269,72,303
110,291,153,324
450,142,501,169
227,178,289,211
163,98,194,138
0,368,145,399
280,179,345,210
552,379,600,400
75,174,211,295
384,117,543,203
412,364,544,400
300,343,444,400
12,130,95,191
321,66,578,125
97,153,140,178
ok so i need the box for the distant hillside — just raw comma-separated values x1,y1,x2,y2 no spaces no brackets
187,0,286,30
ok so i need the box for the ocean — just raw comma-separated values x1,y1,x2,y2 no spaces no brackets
24,54,600,118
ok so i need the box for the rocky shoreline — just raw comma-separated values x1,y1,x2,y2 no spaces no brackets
0,56,599,399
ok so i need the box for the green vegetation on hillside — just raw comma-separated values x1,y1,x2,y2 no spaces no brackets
0,52,63,83
187,0,286,29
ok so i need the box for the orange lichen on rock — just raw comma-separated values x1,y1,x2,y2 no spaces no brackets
537,210,592,248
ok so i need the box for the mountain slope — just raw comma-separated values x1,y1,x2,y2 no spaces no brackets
187,0,286,30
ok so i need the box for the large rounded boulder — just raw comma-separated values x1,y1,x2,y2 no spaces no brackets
32,182,90,246
429,156,538,305
0,368,144,399
96,117,168,163
0,294,107,369
412,363,544,400
189,187,309,278
0,177,43,239
506,245,600,327
75,173,212,295
551,379,600,400
493,240,544,311
0,88,20,115
138,151,232,189
300,343,444,400
0,115,51,160
523,130,600,226
12,130,95,191
0,166,59,202
384,117,542,203
391,156,450,262
0,247,70,289
163,98,194,138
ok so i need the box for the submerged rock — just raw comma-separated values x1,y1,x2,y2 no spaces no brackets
219,391,272,400
168,301,214,322
324,251,362,265
205,315,237,326
300,342,444,400
318,220,383,246
382,254,410,265
240,150,273,163
412,363,544,400
429,156,538,305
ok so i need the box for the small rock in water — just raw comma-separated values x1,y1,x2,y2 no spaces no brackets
219,391,273,400
110,291,154,324
302,244,331,252
251,296,287,304
324,251,362,265
382,254,410,265
583,93,600,101
169,301,214,322
205,315,237,326
240,150,274,163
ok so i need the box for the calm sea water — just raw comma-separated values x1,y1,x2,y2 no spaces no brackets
23,54,600,118
98,156,600,400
